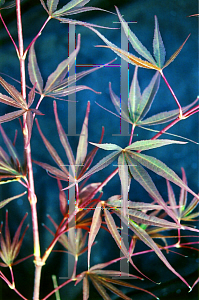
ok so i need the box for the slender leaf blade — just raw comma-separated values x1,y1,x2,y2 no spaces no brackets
47,0,59,14
53,101,75,175
126,139,186,151
163,34,190,69
89,142,122,151
130,152,199,200
76,101,90,168
0,191,27,209
115,6,157,65
87,202,102,269
153,16,166,68
28,43,44,93
126,154,177,221
118,153,129,216
44,34,81,94
138,71,160,121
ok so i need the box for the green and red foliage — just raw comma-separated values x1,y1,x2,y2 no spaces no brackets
0,0,198,299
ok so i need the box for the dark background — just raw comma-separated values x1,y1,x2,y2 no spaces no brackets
0,0,198,299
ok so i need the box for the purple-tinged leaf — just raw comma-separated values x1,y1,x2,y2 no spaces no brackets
103,207,129,261
115,6,157,65
96,278,132,300
125,155,177,222
50,84,101,97
0,125,19,166
28,43,44,93
44,34,80,94
109,82,131,123
163,34,190,69
0,191,26,209
35,119,70,176
97,276,159,300
166,180,178,217
59,16,118,29
25,111,33,148
89,275,112,300
33,161,69,181
78,126,104,178
53,101,75,175
91,270,138,279
153,16,166,68
118,153,129,216
179,167,188,214
83,275,89,300
0,109,25,124
57,179,68,216
127,218,191,289
47,0,59,14
54,0,90,13
75,101,90,169
126,139,186,151
87,202,102,269
28,83,37,108
0,93,23,109
131,152,199,201
0,76,27,109
89,142,122,151
78,151,120,183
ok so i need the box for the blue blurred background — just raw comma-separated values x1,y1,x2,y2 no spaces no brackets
0,0,198,299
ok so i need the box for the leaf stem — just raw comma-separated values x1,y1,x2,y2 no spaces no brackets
24,16,51,57
0,13,19,56
160,70,183,118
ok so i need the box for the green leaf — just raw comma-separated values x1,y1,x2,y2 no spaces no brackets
107,198,162,211
153,16,166,68
115,6,157,65
118,153,129,216
44,34,81,94
127,217,190,288
79,151,120,183
47,0,59,14
130,151,199,201
125,154,177,221
89,142,122,151
28,43,44,94
138,71,160,121
126,139,186,151
163,34,190,69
